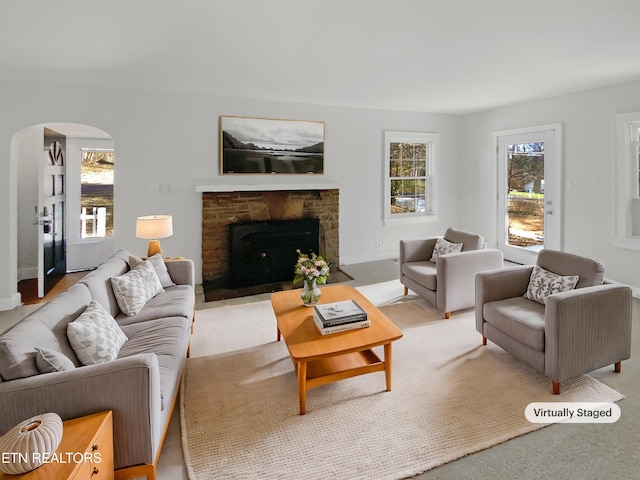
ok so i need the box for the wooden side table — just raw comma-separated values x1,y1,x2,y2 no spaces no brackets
0,411,114,480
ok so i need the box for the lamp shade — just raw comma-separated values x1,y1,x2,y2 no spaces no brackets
136,215,173,240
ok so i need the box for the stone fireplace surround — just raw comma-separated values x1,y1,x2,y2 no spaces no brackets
197,181,339,288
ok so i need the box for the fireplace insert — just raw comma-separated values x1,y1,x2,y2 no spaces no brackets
228,218,320,288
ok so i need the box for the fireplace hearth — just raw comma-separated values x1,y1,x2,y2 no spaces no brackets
228,218,320,288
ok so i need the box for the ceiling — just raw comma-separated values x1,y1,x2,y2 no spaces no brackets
2,0,640,115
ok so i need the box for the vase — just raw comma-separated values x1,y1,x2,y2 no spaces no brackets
301,278,321,306
0,412,63,474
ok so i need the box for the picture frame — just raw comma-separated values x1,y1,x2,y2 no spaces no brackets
220,116,325,174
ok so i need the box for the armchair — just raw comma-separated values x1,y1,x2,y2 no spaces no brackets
476,249,632,394
399,228,504,318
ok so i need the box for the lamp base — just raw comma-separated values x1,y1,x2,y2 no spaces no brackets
147,240,164,258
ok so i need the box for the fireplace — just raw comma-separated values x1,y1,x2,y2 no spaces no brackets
200,188,339,290
228,218,320,287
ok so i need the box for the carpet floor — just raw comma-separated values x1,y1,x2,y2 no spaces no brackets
180,294,623,480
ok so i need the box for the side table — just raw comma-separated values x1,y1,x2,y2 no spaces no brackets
0,411,114,480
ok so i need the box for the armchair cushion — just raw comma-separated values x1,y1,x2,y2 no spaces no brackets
483,297,545,351
537,249,604,288
401,261,437,291
523,265,579,305
443,228,484,251
430,237,462,262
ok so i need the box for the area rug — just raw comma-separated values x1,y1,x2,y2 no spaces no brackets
180,293,624,480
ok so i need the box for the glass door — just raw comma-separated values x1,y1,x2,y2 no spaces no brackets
496,125,562,264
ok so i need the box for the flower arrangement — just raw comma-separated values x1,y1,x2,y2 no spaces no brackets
293,249,330,285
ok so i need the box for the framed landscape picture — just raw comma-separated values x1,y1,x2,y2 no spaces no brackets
220,116,325,174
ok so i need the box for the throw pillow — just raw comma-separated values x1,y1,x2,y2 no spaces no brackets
111,260,164,316
430,237,463,262
524,265,579,305
67,300,128,365
35,348,76,374
129,254,176,288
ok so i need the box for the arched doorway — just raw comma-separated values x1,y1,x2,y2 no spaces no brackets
14,123,114,299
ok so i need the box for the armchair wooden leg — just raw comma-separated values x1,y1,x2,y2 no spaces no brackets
482,336,487,346
403,286,408,296
615,361,622,373
552,381,560,395
444,312,451,319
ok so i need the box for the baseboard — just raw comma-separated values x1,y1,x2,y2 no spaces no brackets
340,250,397,266
18,267,37,283
0,292,22,312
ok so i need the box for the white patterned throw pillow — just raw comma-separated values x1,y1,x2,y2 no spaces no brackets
111,260,164,316
524,265,579,305
67,300,128,365
129,253,176,288
430,237,463,262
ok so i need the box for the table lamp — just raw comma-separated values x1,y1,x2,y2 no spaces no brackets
136,215,173,257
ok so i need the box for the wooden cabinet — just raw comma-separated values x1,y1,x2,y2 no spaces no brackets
0,411,114,480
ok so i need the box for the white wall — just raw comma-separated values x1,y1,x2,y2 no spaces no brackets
0,81,464,308
16,126,42,281
461,79,640,290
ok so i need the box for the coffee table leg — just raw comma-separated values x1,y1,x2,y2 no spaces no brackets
298,360,307,415
384,343,392,391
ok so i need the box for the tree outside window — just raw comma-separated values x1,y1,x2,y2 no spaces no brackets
80,149,114,237
385,131,437,224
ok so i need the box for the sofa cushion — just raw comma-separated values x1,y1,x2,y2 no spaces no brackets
35,348,76,374
524,265,579,305
0,283,89,380
67,300,129,365
115,285,195,327
111,261,164,316
483,297,546,351
79,251,130,317
430,237,463,262
129,254,176,288
119,317,191,410
401,261,437,291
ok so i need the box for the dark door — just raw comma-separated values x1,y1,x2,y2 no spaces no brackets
40,128,67,297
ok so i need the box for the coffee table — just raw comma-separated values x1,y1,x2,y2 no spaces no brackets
270,285,403,414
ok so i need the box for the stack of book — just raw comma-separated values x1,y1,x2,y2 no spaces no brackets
312,300,370,335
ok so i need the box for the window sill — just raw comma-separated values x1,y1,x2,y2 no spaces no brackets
383,214,439,226
614,237,640,251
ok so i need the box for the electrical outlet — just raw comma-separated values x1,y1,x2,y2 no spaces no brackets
376,241,382,250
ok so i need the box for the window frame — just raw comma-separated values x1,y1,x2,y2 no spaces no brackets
383,131,439,226
65,137,115,245
80,147,115,239
614,112,640,250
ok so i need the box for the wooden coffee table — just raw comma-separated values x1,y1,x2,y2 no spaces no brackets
270,285,403,414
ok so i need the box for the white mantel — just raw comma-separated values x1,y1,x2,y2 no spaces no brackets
195,177,339,193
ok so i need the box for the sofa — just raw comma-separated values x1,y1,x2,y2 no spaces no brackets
475,249,632,394
399,228,504,318
0,249,195,480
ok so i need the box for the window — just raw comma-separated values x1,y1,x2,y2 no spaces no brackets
614,112,640,249
384,131,438,225
80,149,114,238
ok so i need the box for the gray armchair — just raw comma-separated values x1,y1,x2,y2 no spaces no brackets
476,249,632,394
400,228,504,318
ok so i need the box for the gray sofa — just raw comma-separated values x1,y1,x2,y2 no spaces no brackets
476,249,632,394
0,249,195,480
